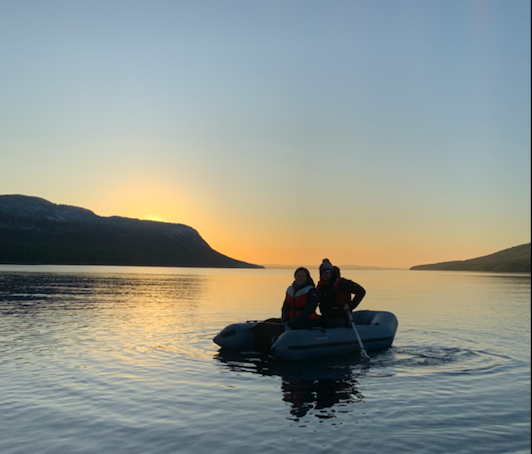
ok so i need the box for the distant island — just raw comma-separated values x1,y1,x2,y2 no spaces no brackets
0,195,263,268
410,243,531,273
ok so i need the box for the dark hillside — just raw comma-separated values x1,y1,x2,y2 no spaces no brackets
410,243,531,272
0,195,262,268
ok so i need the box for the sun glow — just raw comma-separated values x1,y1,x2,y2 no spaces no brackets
143,215,167,223
90,178,197,226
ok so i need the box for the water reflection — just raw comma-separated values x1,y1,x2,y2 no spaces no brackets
280,371,364,420
0,272,209,313
214,339,515,422
215,351,366,422
0,271,213,365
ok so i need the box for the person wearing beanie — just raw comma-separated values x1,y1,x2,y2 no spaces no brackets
281,267,321,329
317,258,366,328
319,259,334,276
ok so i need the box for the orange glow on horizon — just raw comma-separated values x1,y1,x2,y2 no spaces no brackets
81,182,529,271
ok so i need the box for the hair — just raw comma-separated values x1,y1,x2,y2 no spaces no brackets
293,267,315,288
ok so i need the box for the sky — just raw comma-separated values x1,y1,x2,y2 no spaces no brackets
1,0,530,268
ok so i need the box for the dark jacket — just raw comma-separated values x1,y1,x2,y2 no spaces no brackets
317,272,366,319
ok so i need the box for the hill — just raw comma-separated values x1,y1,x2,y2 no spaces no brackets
410,243,531,273
0,195,262,268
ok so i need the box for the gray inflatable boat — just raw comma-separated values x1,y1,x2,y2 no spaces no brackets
213,310,398,360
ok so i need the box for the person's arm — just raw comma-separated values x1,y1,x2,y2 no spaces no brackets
340,279,366,310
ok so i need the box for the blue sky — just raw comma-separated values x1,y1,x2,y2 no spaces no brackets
1,0,530,267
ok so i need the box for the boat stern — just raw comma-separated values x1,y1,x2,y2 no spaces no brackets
213,322,257,350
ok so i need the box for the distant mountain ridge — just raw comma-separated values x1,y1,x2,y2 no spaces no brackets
0,195,262,268
410,243,531,273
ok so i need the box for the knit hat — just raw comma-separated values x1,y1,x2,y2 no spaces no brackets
319,258,334,276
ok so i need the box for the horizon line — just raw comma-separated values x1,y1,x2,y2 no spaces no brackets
262,264,409,270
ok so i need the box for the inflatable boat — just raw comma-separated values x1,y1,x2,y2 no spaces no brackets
213,310,398,360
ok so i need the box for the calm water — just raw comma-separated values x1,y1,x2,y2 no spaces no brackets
0,265,530,454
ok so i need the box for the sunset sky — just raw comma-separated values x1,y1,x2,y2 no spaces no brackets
1,1,530,268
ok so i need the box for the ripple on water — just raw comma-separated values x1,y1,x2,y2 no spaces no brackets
212,340,518,380
376,344,520,378
212,338,527,430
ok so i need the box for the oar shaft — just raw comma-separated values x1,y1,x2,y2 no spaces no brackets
347,310,370,361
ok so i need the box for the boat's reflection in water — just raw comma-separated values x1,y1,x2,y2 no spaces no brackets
280,368,363,420
215,350,367,421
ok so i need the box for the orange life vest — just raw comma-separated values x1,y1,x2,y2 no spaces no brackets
285,284,320,320
318,278,352,318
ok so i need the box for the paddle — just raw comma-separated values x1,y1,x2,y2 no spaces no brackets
346,308,370,362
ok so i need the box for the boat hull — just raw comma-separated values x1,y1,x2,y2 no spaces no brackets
213,310,398,360
213,321,258,350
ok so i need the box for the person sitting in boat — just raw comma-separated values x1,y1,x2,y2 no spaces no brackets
281,267,321,329
317,259,366,328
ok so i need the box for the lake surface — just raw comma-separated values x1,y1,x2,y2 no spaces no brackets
0,265,530,454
